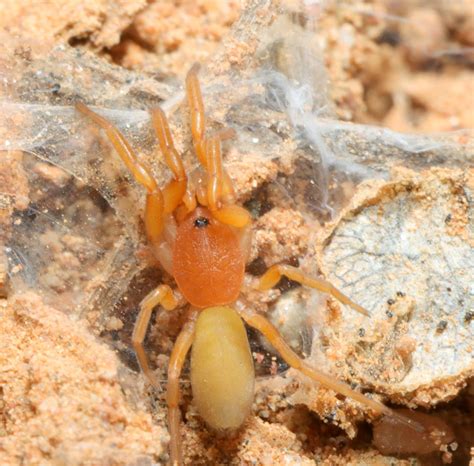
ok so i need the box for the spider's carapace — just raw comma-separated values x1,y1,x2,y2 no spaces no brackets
173,207,245,308
76,64,424,466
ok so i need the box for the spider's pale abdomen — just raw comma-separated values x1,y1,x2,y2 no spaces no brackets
172,207,245,308
191,306,255,430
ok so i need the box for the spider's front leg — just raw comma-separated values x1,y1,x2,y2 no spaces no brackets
75,103,166,244
185,65,243,219
151,107,188,213
185,63,207,166
204,136,251,228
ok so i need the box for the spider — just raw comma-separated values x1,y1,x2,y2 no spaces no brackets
76,64,422,465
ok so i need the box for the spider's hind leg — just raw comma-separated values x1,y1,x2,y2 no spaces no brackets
131,284,178,388
167,310,197,466
237,306,424,433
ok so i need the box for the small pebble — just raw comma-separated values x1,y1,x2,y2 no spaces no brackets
106,317,124,331
436,320,448,333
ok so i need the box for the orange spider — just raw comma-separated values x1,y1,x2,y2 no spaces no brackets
76,65,421,466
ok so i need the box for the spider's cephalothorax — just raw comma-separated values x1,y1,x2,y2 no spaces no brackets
77,64,424,466
173,207,246,308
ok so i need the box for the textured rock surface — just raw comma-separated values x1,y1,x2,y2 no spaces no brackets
317,168,473,406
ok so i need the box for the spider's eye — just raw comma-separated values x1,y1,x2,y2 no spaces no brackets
194,216,210,228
